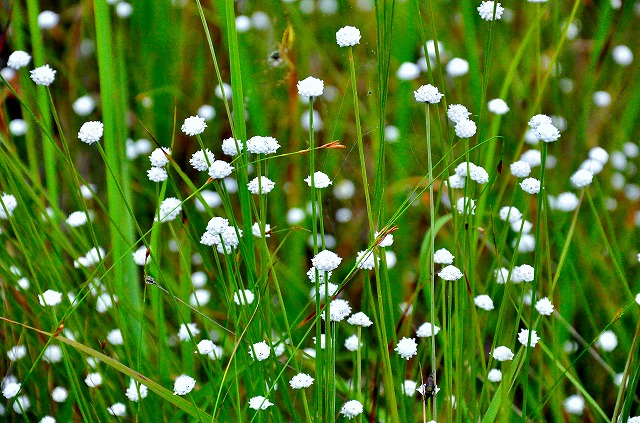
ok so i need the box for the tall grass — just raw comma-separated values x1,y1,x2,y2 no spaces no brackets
1,0,640,422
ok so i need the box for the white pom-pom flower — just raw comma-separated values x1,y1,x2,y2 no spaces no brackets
478,1,504,20
38,290,62,306
305,171,333,188
249,341,271,361
447,104,471,123
181,115,207,136
297,76,324,97
221,138,243,156
247,176,275,194
520,177,541,194
534,122,561,142
518,328,540,347
336,26,361,47
414,84,444,104
510,161,531,178
488,98,509,115
246,136,280,154
7,51,31,70
290,373,314,389
596,330,618,352
356,250,376,270
340,399,364,419
395,337,418,360
147,167,168,183
474,295,494,311
455,119,477,138
156,197,182,222
30,64,56,86
208,160,234,179
535,297,554,316
173,375,196,395
249,396,274,410
149,147,171,167
570,169,593,188
312,250,342,272
78,121,104,144
488,369,502,382
190,149,215,171
347,312,373,327
492,346,514,361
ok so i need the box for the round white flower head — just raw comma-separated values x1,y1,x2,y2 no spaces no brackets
221,138,243,156
589,146,609,165
447,104,472,123
52,386,68,403
455,118,477,138
488,98,509,115
457,197,476,215
596,330,618,352
189,289,211,307
157,197,182,222
356,250,376,270
249,341,271,361
374,230,394,247
7,51,31,70
246,136,280,154
414,84,444,104
12,395,30,414
469,165,489,184
233,289,255,306
499,206,522,223
518,328,540,347
181,115,207,136
535,297,554,316
39,290,62,306
248,176,275,194
78,121,104,144
487,369,502,382
395,337,418,360
416,322,441,337
7,345,27,361
340,400,363,419
344,334,361,351
147,167,168,183
108,403,126,416
30,64,56,86
612,45,633,66
323,298,352,322
290,373,314,389
177,322,200,341
173,375,196,395
307,267,332,283
305,171,333,188
66,210,91,227
446,57,470,77
593,90,611,107
478,1,504,20
208,160,234,179
347,312,373,327
520,177,541,194
249,396,274,410
9,119,28,136
2,382,21,399
510,161,531,178
520,149,542,168
512,264,534,283
207,217,230,235
563,394,585,415
252,222,271,238
311,282,339,300
528,114,553,129
73,95,96,116
43,345,62,363
149,147,171,167
492,346,514,361
534,122,561,142
85,372,103,388
433,248,454,264
297,76,324,97
194,339,215,355
40,416,56,423
312,250,342,272
494,267,509,284
190,149,215,171
0,193,18,219
402,380,418,396
474,295,494,311
570,169,593,188
107,329,124,345
38,11,59,29
132,246,151,266
396,62,420,80
336,26,361,47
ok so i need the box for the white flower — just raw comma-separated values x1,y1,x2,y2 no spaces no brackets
402,380,418,396
30,64,56,86
7,51,31,70
132,246,151,266
84,372,103,388
51,387,68,403
492,346,514,361
593,90,611,107
208,160,234,179
447,104,471,123
190,149,215,171
73,95,96,116
512,264,534,283
173,375,196,395
290,373,314,389
38,11,59,29
177,322,200,341
2,382,20,399
554,192,581,211
570,169,593,188
535,297,554,316
9,119,28,136
249,341,271,361
414,84,443,103
520,177,541,194
340,400,364,419
195,340,215,355
221,138,243,156
189,289,211,306
455,119,477,138
246,136,280,154
474,295,494,311
149,147,171,167
7,345,27,361
248,176,275,194
157,197,182,222
446,57,470,77
374,230,394,247
297,76,324,97
612,45,633,66
499,206,522,223
107,329,124,345
233,289,255,305
181,115,207,136
39,290,62,306
563,394,585,415
457,197,476,215
347,312,373,327
249,396,274,410
396,62,420,80
305,171,333,188
478,1,504,20
395,337,418,360
510,161,531,178
312,250,342,272
438,265,463,281
356,250,376,270
147,167,168,182
78,121,104,144
108,403,126,417
488,98,509,115
416,322,440,337
344,334,361,351
520,149,542,167
0,193,18,219
43,345,62,363
518,328,540,347
252,222,271,237
534,122,561,142
433,248,454,264
323,298,352,322
336,26,361,46
528,114,553,129
66,210,92,227
487,369,502,382
596,330,618,352
12,395,30,414
470,165,489,184
589,146,609,165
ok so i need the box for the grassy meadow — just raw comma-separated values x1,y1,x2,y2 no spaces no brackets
1,0,640,421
